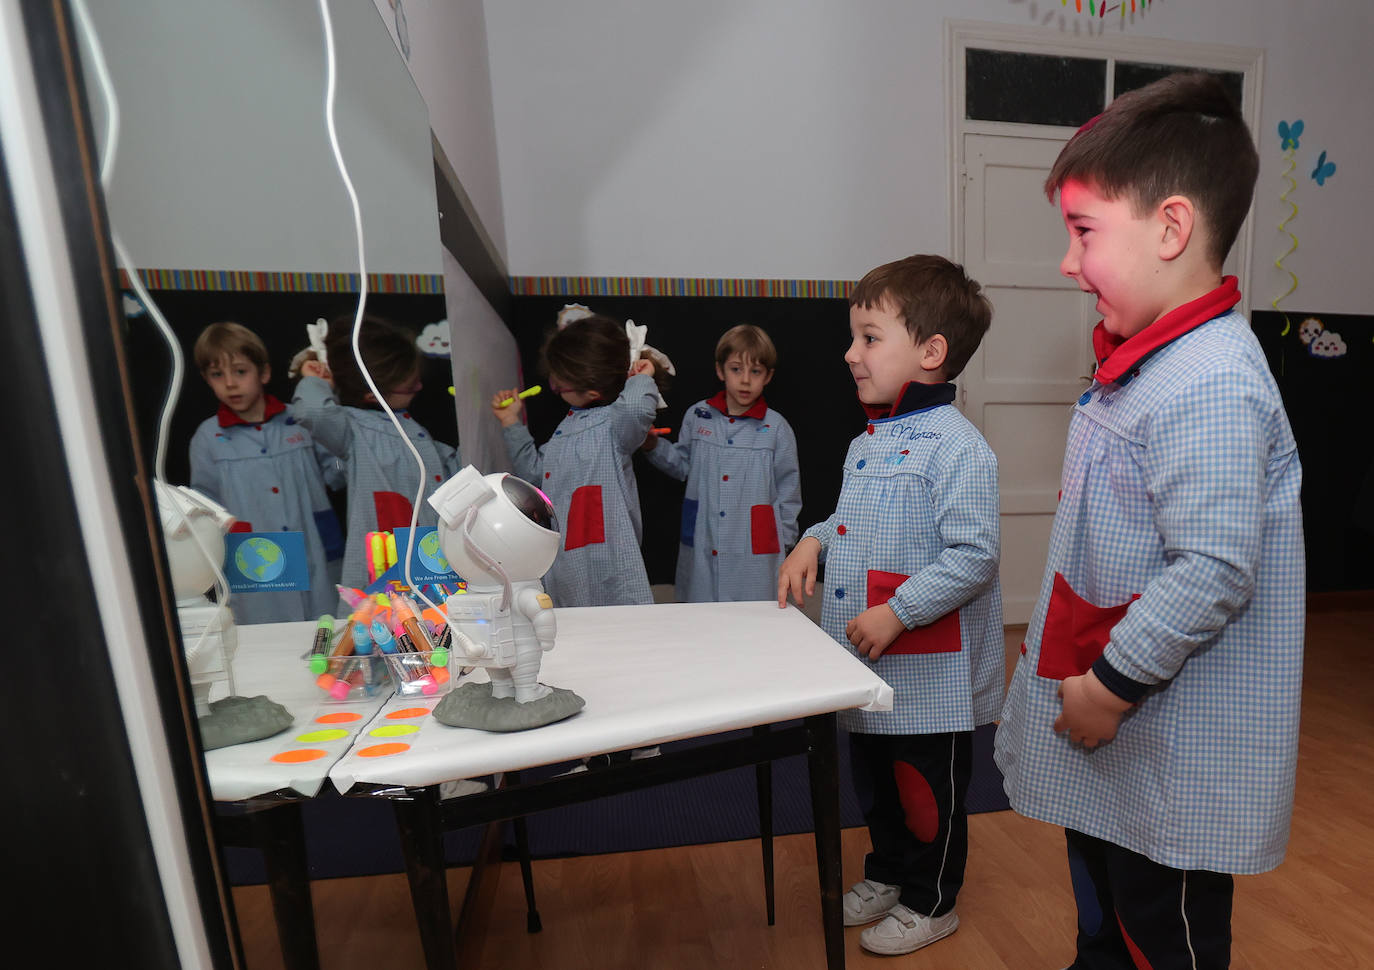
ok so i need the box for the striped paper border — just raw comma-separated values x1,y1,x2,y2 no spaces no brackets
508,276,854,299
118,269,446,294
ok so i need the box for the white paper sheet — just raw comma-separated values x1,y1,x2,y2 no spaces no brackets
203,621,391,801
328,601,893,793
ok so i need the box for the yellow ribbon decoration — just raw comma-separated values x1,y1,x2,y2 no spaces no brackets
1272,147,1299,337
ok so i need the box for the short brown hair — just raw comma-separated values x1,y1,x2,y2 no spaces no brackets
715,324,777,371
194,321,268,373
849,255,992,380
323,313,421,408
543,313,672,404
1044,71,1257,268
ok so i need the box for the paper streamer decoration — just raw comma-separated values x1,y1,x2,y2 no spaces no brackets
1063,0,1149,16
1272,121,1301,342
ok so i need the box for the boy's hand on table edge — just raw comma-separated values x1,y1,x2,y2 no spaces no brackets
777,537,821,608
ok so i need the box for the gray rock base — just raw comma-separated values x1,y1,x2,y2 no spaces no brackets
199,694,294,750
432,681,585,732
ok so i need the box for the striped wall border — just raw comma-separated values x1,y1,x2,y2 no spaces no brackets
117,268,446,294
508,276,854,299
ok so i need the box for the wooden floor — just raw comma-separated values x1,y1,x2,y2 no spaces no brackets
231,608,1374,969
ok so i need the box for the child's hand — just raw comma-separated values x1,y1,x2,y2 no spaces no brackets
629,357,656,378
640,430,660,452
845,604,907,661
777,537,821,608
1054,671,1132,748
300,358,332,383
491,388,524,427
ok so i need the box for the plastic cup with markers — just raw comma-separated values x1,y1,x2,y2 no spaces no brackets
379,592,453,697
312,608,386,702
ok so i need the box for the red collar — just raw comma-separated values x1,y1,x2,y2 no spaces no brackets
707,390,768,420
1092,277,1241,385
217,393,286,428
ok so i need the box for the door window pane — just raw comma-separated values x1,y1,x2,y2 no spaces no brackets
1114,62,1245,108
965,49,1106,127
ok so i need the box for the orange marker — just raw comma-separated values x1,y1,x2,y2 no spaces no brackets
314,623,356,693
650,427,671,435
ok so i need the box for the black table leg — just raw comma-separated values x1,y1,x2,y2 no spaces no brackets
753,725,776,925
393,786,457,970
249,802,320,970
806,713,844,970
504,771,542,933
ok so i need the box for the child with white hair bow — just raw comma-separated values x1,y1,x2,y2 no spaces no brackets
491,306,673,607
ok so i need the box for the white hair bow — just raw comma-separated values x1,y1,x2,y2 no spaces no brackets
625,319,675,409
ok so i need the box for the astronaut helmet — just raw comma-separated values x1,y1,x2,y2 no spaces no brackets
430,468,559,584
153,480,235,601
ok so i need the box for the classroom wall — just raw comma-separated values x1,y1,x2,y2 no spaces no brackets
483,0,1373,314
372,0,508,264
81,0,442,276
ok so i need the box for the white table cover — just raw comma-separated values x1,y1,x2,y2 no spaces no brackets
204,620,392,801
328,601,893,793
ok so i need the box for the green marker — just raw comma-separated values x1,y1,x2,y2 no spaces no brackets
308,614,335,675
498,385,542,407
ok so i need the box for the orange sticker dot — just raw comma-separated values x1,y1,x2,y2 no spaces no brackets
387,707,431,720
358,742,411,758
316,712,363,724
270,749,328,764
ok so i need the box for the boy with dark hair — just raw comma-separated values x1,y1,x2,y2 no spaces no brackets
644,323,801,602
779,254,1002,956
994,72,1303,969
188,321,344,623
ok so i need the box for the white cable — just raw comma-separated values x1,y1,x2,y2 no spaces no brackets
315,0,440,617
72,0,234,627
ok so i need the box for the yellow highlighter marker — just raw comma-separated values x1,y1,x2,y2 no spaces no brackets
498,385,542,408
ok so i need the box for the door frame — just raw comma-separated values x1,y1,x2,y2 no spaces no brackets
945,19,1265,313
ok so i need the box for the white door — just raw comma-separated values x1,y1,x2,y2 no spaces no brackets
959,133,1096,624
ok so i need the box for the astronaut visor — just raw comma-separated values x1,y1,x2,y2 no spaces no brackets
501,475,558,532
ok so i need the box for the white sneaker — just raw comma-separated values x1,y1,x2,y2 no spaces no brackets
859,904,959,955
842,878,901,926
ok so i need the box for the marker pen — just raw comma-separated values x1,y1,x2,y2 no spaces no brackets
308,614,335,675
314,623,355,693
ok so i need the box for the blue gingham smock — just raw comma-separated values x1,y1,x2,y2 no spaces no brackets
502,373,658,607
805,387,1004,735
994,301,1305,875
644,393,801,602
290,376,463,589
189,399,345,624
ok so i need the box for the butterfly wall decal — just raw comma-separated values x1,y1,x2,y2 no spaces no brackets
1311,150,1336,186
1277,119,1303,151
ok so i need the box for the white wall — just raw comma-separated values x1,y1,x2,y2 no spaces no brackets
83,0,442,276
485,0,1374,314
372,0,508,263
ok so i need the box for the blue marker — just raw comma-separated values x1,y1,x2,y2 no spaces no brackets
371,609,398,654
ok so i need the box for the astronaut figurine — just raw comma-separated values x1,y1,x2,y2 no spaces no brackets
155,481,292,748
155,480,238,717
428,466,584,729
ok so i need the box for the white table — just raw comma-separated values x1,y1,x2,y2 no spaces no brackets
204,620,392,970
328,601,893,970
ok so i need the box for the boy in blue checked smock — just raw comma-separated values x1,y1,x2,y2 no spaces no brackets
492,311,670,609
778,255,1003,957
994,73,1303,970
291,314,463,590
643,324,801,603
188,322,345,624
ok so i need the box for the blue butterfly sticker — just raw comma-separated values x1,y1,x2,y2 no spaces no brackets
1311,150,1336,186
1276,119,1303,151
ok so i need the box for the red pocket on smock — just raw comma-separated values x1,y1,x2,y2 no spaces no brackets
750,504,780,555
1036,572,1139,680
563,485,606,551
866,570,961,655
373,491,414,533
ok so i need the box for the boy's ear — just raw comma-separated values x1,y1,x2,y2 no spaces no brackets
585,389,603,402
921,334,949,373
259,362,272,385
761,368,774,388
1157,194,1196,261
715,362,726,383
363,390,377,404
